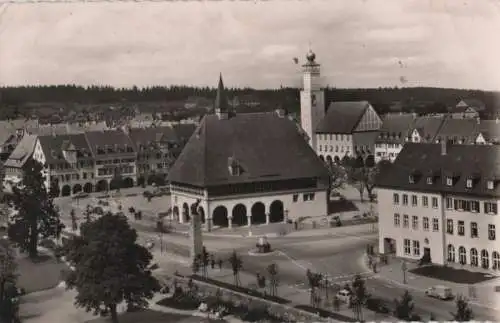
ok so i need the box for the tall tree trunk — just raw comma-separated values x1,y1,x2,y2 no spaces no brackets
0,278,5,302
109,303,119,323
29,221,38,258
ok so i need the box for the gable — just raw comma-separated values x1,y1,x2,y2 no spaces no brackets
456,100,468,108
465,107,477,113
354,104,382,132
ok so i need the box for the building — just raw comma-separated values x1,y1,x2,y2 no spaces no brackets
300,50,326,149
0,119,39,159
127,126,181,186
451,99,484,119
374,114,416,162
434,117,479,144
33,133,96,196
84,130,137,192
167,75,330,231
376,142,499,270
3,134,37,192
315,101,382,164
474,119,500,145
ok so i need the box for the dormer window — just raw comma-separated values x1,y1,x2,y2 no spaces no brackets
487,180,494,190
426,177,433,185
466,179,473,188
409,175,415,184
446,177,453,186
228,157,244,176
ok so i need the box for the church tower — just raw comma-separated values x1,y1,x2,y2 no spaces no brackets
300,50,325,149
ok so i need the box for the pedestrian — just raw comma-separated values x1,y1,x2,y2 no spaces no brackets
210,256,215,269
218,259,223,270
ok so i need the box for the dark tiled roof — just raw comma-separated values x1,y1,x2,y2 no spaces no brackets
477,120,500,143
376,114,416,144
376,143,500,198
315,101,370,134
168,112,330,187
459,98,485,109
412,116,445,142
171,124,196,143
127,126,178,150
38,134,93,164
84,130,135,158
434,118,478,144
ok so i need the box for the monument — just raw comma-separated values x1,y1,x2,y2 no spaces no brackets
189,199,203,262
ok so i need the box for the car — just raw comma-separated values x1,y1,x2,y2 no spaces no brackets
335,289,352,304
425,285,453,300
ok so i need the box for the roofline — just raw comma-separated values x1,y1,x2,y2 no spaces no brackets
375,184,500,199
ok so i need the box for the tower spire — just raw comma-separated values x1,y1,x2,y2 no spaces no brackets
215,73,229,119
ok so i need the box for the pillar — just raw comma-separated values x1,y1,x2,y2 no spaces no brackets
205,217,212,232
247,215,252,227
228,216,233,229
266,213,270,225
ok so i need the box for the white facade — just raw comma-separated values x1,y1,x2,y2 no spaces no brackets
169,184,328,231
374,129,420,163
300,56,325,150
378,188,500,270
316,133,353,163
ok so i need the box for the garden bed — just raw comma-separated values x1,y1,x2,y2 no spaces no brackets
156,295,200,311
191,274,290,305
294,305,357,322
409,265,497,284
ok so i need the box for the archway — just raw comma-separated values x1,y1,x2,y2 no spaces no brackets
326,155,333,165
109,178,122,191
83,182,93,193
213,206,228,227
232,204,248,226
96,180,108,192
72,184,82,195
61,185,71,197
172,206,180,222
251,202,266,224
123,177,134,188
319,155,325,162
182,203,190,222
147,175,156,185
137,176,145,187
198,207,206,224
49,184,60,198
269,200,284,223
334,156,340,164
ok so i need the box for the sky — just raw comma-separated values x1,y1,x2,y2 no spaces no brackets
0,0,500,90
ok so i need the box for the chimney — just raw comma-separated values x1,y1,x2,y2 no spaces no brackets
441,139,447,155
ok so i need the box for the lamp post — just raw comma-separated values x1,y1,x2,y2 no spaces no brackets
402,260,407,284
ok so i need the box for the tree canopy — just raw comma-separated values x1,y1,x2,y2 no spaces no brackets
7,158,63,258
63,212,160,323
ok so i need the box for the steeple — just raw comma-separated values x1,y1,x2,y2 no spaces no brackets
215,73,229,119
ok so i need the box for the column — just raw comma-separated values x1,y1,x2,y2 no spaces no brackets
228,216,233,229
205,218,212,232
247,215,252,227
266,213,270,225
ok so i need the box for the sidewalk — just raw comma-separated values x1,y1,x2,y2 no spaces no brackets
364,254,500,311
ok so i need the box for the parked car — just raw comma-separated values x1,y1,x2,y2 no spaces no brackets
365,297,390,314
336,289,352,304
425,285,453,300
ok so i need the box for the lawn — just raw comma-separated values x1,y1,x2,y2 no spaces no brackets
16,251,68,294
409,265,497,284
85,309,224,323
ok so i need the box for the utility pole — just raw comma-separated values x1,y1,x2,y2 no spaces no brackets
402,261,407,284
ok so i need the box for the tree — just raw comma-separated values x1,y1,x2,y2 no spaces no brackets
326,163,346,193
228,250,242,286
267,263,279,297
200,246,210,278
306,269,323,307
394,290,414,320
452,295,473,321
83,204,93,223
70,209,78,232
0,240,16,304
7,158,64,258
351,274,369,321
63,212,160,323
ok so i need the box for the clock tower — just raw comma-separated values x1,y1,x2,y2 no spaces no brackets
300,50,325,150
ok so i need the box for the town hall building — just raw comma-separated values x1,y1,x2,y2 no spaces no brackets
167,75,331,231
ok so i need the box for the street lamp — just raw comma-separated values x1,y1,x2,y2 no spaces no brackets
402,260,407,284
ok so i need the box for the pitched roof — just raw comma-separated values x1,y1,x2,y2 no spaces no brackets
315,101,370,134
411,116,445,142
458,98,485,110
84,130,135,158
168,112,330,187
127,126,178,150
171,124,196,143
3,134,37,168
434,118,479,144
376,143,500,198
476,120,500,143
376,114,416,144
37,133,93,164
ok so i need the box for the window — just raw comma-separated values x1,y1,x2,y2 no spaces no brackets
412,240,420,256
423,217,429,231
487,180,494,190
404,239,411,255
489,224,496,240
409,175,415,184
470,248,478,266
458,221,465,236
471,222,478,238
484,202,498,215
393,193,399,205
411,195,417,206
446,219,454,234
303,194,309,201
446,177,453,186
422,196,428,207
446,197,453,210
394,213,401,227
471,201,480,213
481,250,489,269
447,244,455,262
402,194,408,206
292,194,299,202
412,216,418,230
466,179,473,188
403,214,409,228
493,252,500,270
459,246,467,265
426,177,433,185
432,218,439,232
432,197,438,208
309,193,315,201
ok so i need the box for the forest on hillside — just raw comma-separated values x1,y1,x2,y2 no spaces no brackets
0,85,499,117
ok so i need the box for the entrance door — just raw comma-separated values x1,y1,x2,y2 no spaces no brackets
423,247,431,263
